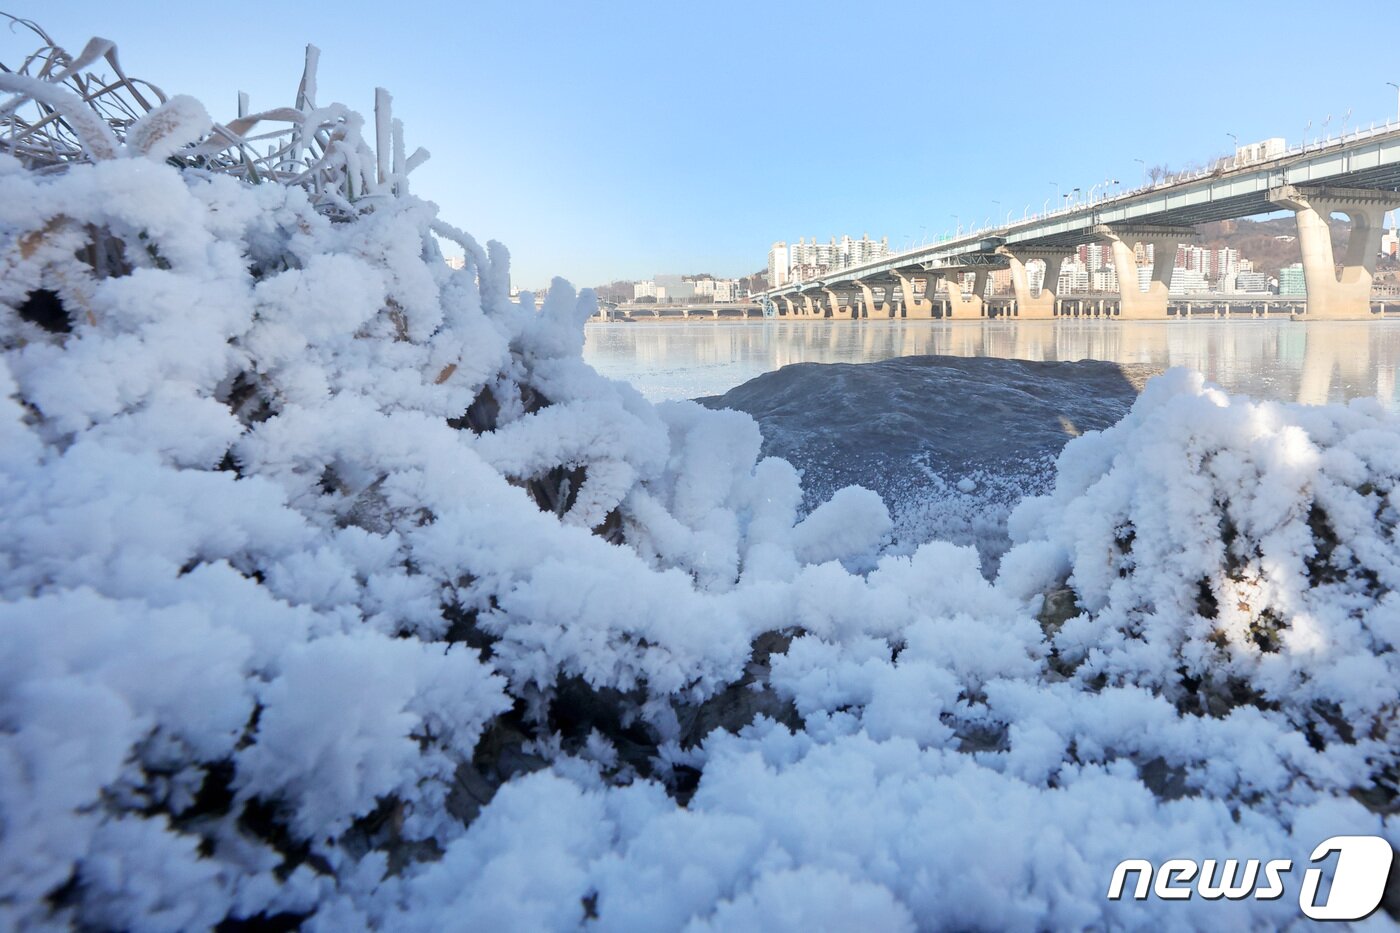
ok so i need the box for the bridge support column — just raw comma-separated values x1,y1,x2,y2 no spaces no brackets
799,293,820,317
967,269,989,317
1268,186,1400,319
1097,225,1196,319
940,270,974,318
894,271,934,318
857,281,892,319
996,247,1064,318
939,272,962,317
780,296,797,318
823,288,852,319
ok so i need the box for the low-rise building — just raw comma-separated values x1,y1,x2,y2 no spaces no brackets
654,274,697,302
1279,263,1306,296
1169,268,1210,295
1227,271,1271,294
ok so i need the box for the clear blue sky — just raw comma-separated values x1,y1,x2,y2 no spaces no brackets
8,1,1396,290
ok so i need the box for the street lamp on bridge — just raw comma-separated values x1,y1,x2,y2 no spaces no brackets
1134,158,1145,186
1089,179,1118,203
1388,82,1399,123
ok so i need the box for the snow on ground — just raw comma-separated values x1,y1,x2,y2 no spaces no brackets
1,87,1397,931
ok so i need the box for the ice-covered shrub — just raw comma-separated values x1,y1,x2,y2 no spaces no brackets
2,26,1396,932
0,33,896,929
1003,371,1400,807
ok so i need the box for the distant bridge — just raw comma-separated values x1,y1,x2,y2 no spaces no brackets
591,296,1400,323
757,122,1400,321
597,302,763,321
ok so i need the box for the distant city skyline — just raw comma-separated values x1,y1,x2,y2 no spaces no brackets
768,234,892,286
15,0,1400,290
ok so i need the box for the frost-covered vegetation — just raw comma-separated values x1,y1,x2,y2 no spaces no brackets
2,25,1397,931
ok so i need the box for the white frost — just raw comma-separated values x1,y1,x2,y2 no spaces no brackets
3,79,1397,932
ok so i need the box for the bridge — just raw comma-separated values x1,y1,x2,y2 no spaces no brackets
596,301,763,321
758,122,1400,321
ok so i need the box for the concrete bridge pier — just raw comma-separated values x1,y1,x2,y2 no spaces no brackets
856,280,893,320
840,291,859,319
780,296,797,318
894,271,935,318
877,283,898,318
996,247,1063,318
939,272,963,317
1098,225,1196,319
965,269,990,317
939,270,987,317
1268,185,1400,319
822,287,853,319
798,292,820,318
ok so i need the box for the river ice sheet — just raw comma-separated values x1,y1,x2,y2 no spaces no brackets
585,318,1400,408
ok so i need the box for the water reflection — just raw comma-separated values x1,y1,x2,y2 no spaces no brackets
582,319,1400,408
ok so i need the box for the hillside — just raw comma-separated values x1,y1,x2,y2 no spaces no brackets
1197,215,1398,280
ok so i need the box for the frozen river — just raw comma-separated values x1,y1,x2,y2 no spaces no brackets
583,318,1400,408
583,318,1400,570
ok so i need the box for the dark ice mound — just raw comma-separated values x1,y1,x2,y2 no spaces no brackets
699,355,1156,569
